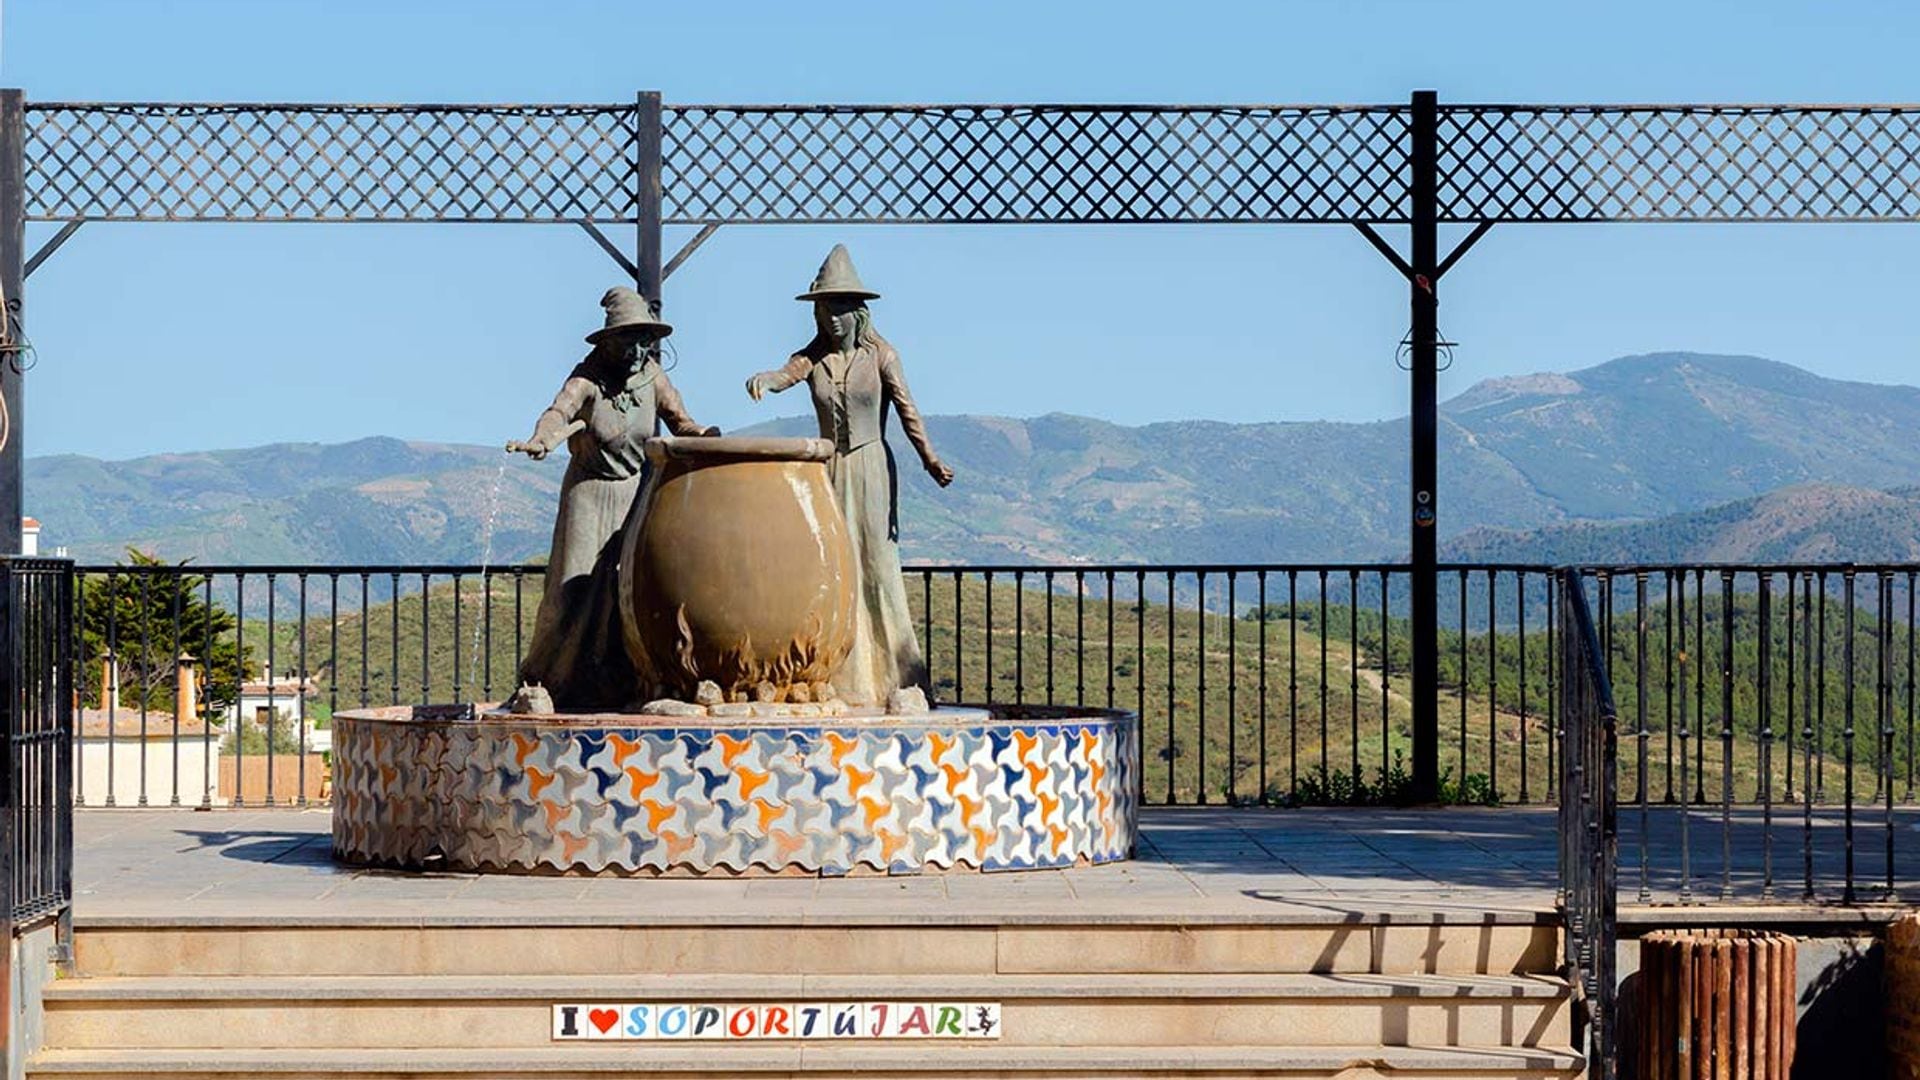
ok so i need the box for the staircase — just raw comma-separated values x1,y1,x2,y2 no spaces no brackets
30,915,1582,1078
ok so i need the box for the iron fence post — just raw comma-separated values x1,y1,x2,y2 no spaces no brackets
0,561,13,1056
0,90,24,557
1408,90,1440,803
1557,567,1618,1080
53,562,73,970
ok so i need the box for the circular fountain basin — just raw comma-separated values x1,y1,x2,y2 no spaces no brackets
331,704,1139,876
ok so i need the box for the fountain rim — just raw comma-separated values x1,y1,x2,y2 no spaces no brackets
643,434,835,465
330,702,1138,731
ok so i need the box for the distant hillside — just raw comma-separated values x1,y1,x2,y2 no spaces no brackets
32,352,1920,565
1440,353,1920,519
29,438,566,565
1443,483,1920,565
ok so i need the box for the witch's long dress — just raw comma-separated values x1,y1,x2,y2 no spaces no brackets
517,361,706,709
764,339,933,704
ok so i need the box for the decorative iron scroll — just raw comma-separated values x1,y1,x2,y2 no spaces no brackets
1438,106,1920,222
24,101,1920,225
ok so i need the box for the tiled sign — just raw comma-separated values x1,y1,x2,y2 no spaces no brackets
551,1002,1002,1041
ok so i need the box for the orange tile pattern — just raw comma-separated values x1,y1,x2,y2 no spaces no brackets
331,708,1138,875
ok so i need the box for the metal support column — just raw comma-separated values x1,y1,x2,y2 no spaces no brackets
634,91,665,312
0,92,23,557
1408,90,1440,802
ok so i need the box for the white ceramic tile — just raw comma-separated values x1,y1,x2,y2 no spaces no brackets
584,1003,624,1040
794,1003,831,1039
886,1001,919,1038
656,1003,692,1040
688,1004,726,1040
724,1004,758,1039
758,1003,796,1039
963,1002,1002,1039
830,1002,863,1039
930,1002,967,1039
620,1003,657,1040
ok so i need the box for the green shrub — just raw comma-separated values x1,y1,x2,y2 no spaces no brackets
1276,752,1498,807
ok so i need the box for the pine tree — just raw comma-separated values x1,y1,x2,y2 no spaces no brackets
79,549,257,719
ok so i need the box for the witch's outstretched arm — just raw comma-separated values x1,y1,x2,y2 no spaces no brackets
507,376,595,458
745,353,815,401
656,371,720,437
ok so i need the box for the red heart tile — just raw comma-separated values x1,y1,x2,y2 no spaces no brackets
589,1008,619,1034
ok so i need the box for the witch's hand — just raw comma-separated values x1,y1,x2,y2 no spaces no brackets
745,373,776,402
925,458,955,488
505,436,554,460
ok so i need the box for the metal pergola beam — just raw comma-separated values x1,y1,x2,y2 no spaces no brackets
23,218,81,279
24,100,1920,225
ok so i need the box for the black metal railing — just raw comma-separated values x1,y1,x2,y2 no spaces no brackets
904,563,1568,806
1558,568,1618,1080
1586,565,1918,906
73,561,1575,808
71,563,545,807
3,558,74,938
63,560,1920,837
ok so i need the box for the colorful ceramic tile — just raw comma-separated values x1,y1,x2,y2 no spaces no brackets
550,1002,1002,1041
336,706,1138,876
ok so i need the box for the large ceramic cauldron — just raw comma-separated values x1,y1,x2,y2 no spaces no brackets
619,436,856,701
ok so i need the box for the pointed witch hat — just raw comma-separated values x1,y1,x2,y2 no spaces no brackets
796,244,881,302
585,286,672,344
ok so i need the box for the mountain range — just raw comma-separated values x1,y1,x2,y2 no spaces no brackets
1442,484,1920,565
31,352,1920,566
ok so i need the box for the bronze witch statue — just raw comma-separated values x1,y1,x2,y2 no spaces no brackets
507,286,717,710
745,244,953,706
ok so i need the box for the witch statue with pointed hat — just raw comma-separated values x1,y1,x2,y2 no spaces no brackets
745,245,953,706
507,287,718,709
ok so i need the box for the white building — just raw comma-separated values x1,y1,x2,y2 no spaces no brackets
225,664,319,731
75,654,222,807
75,707,221,808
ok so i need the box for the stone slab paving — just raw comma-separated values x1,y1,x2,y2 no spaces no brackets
72,807,1560,925
69,805,1918,926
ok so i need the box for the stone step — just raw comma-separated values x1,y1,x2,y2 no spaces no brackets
27,1043,1587,1078
42,973,1572,1051
70,919,1560,978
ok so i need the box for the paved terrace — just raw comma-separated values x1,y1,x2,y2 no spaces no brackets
70,807,1917,927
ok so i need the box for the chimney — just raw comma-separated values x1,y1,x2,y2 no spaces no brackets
20,517,39,557
99,651,118,710
175,654,197,728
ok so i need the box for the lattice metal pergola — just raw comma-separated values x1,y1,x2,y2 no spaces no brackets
6,90,1920,811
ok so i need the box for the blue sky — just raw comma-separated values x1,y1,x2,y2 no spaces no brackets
9,0,1920,460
